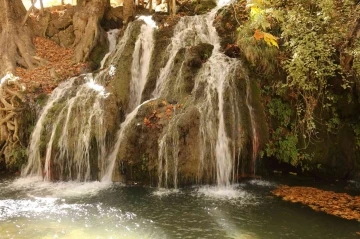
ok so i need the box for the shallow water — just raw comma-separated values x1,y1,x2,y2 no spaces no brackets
0,177,359,239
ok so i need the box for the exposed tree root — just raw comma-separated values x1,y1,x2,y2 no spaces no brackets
0,75,26,168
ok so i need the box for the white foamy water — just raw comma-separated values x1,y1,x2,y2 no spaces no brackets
152,188,181,197
194,185,255,201
248,179,277,187
9,177,111,198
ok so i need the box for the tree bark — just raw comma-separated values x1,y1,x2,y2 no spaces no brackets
0,0,40,78
72,0,110,63
123,0,134,23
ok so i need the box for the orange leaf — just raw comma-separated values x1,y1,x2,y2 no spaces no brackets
254,29,264,40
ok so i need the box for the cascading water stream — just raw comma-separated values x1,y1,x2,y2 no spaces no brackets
128,18,155,111
22,18,156,182
157,115,180,189
152,8,221,98
195,55,238,187
21,0,257,187
245,76,259,175
100,29,121,69
156,0,252,188
155,7,225,188
102,17,156,182
21,24,134,181
101,99,153,182
22,73,109,181
22,79,77,177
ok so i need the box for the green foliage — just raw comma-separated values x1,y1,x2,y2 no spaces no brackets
266,128,298,164
141,154,149,172
326,107,340,133
9,145,27,170
265,128,312,166
279,0,354,139
268,98,292,127
265,97,313,166
238,0,356,153
352,41,360,77
352,123,360,150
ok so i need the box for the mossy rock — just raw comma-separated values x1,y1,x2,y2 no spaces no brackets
108,21,143,108
194,0,217,15
141,18,179,101
89,27,109,68
214,1,247,50
179,43,214,96
186,43,213,67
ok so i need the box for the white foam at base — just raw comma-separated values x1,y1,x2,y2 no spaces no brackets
9,177,112,198
195,185,253,201
152,188,180,197
248,179,277,187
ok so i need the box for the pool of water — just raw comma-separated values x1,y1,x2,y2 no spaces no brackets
0,176,359,239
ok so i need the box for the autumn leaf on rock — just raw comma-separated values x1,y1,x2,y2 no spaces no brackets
253,29,279,48
254,29,264,40
263,32,279,48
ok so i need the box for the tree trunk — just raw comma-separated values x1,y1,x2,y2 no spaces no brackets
149,0,153,13
0,0,40,78
123,0,134,23
72,0,110,63
167,0,176,15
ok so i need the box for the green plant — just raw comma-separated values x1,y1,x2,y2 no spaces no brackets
141,154,149,172
267,98,292,127
10,145,27,170
266,128,313,166
353,123,360,150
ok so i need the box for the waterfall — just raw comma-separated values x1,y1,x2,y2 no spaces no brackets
245,77,259,175
22,79,77,177
22,18,157,182
21,24,135,181
157,115,180,188
155,2,253,188
152,11,221,98
101,17,157,182
100,29,121,69
101,105,140,182
195,54,239,187
22,2,259,186
22,73,108,181
128,20,155,111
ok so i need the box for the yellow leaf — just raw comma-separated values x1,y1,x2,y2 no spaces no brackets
263,32,279,48
250,6,262,18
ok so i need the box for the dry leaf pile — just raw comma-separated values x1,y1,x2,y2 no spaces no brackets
16,37,87,95
272,186,360,220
